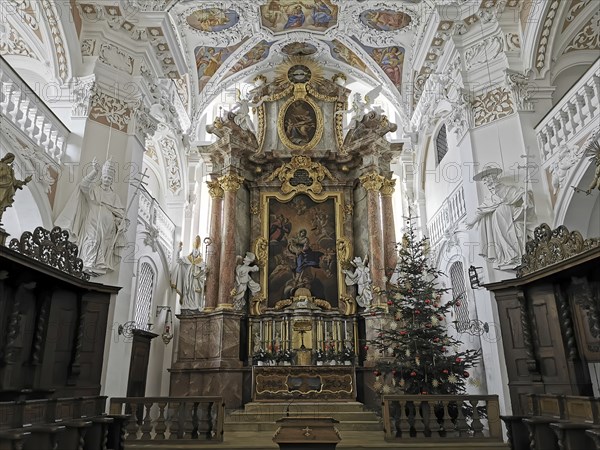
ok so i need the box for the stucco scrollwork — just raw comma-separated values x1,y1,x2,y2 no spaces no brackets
158,137,183,194
265,156,336,195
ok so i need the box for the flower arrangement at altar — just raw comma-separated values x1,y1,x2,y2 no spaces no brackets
340,346,355,365
252,349,272,366
315,348,325,365
275,349,296,365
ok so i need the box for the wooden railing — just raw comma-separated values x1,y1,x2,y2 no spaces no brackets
109,397,224,443
382,395,503,441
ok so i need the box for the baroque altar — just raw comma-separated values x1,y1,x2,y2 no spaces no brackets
169,59,401,408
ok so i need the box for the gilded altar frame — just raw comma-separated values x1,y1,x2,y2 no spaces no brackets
251,189,353,316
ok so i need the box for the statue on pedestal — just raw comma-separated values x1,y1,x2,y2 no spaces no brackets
55,157,128,275
170,236,208,314
0,153,32,241
343,256,373,309
465,168,534,269
335,85,383,130
233,252,260,310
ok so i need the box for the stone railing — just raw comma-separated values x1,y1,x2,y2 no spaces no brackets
109,397,224,443
535,59,600,162
137,185,176,260
0,56,69,163
427,184,467,246
382,394,503,441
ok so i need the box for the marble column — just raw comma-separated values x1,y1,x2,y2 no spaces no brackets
380,178,397,278
217,172,245,309
203,179,224,311
359,172,386,303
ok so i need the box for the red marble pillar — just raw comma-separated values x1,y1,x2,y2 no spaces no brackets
203,180,223,311
359,172,386,304
380,178,397,279
216,173,245,309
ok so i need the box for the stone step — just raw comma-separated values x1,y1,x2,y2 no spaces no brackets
224,420,383,432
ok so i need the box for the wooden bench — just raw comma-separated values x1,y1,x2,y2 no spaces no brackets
501,394,600,450
0,396,128,450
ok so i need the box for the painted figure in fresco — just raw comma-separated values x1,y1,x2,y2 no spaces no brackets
231,41,270,73
288,229,324,275
189,8,232,32
331,42,366,71
170,236,208,313
362,10,410,31
284,4,306,29
465,168,534,269
285,102,315,145
233,252,261,310
56,157,128,276
311,0,333,27
270,213,292,243
372,46,403,87
0,153,32,226
343,256,373,309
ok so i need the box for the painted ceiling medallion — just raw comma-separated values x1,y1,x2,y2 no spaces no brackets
260,0,338,33
186,8,240,32
287,64,312,83
354,40,405,90
359,9,412,32
281,42,318,56
225,40,274,77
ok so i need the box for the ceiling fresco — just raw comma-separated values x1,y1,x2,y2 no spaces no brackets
281,42,318,56
359,9,412,32
260,0,338,33
353,40,405,90
325,39,369,75
186,8,240,32
195,40,245,90
225,40,274,77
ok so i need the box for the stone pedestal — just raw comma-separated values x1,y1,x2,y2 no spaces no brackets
169,310,247,408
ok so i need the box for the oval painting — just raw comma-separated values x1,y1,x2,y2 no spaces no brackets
279,98,322,151
186,8,239,32
281,42,318,56
359,9,412,31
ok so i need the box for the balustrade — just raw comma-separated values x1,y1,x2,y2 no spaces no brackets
137,186,176,260
109,397,224,443
0,57,69,163
427,184,467,246
382,395,503,441
536,59,600,162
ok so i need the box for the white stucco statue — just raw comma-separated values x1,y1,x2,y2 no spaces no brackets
465,168,534,269
233,252,260,311
56,157,128,276
230,90,265,135
170,236,208,313
335,84,383,130
343,256,373,309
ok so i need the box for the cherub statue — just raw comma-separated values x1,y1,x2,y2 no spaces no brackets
343,256,373,309
0,153,32,227
233,252,261,310
230,89,265,135
335,85,383,130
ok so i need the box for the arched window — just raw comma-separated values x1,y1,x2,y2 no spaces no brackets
435,124,449,165
449,261,469,332
134,262,155,329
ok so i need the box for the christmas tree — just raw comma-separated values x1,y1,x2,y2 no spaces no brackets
370,214,481,395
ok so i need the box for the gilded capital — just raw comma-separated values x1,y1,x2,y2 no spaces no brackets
218,173,245,192
207,180,224,198
380,178,396,196
359,172,384,192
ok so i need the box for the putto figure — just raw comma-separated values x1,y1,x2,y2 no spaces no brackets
170,236,208,313
233,252,261,310
0,153,32,227
56,157,128,276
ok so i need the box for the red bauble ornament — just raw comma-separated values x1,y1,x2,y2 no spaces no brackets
456,301,461,307
364,346,369,351
421,391,428,395
425,299,431,304
437,316,444,321
433,337,440,343
392,369,397,375
455,357,462,363
463,371,470,378
441,347,446,352
410,371,417,377
425,323,432,328
415,310,421,315
400,331,407,335
373,370,381,376
387,300,393,306
442,369,449,374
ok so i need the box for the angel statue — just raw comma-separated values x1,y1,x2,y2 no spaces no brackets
343,256,373,309
335,85,383,130
230,89,265,135
233,252,261,311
